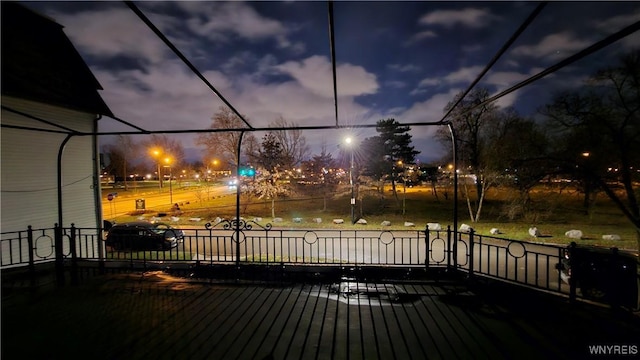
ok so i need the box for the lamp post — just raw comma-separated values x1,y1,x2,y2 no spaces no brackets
213,159,220,180
345,137,355,224
163,157,173,204
151,149,163,189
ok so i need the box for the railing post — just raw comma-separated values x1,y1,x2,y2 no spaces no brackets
468,229,475,279
70,224,78,285
27,225,35,286
98,223,106,275
568,241,577,304
425,226,430,271
54,223,65,286
446,225,452,269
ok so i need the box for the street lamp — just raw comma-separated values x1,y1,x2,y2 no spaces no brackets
150,149,163,189
345,136,355,224
163,157,173,204
212,159,220,179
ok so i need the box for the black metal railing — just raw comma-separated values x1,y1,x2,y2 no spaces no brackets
1,226,57,268
177,219,434,266
3,222,637,309
452,230,568,296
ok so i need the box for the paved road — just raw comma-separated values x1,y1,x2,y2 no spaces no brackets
102,183,234,219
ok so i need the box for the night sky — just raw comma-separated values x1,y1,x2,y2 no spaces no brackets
20,1,640,163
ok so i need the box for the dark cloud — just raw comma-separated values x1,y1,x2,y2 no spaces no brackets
18,1,640,163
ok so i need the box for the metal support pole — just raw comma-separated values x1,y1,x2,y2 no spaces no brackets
92,115,105,274
57,134,72,242
55,134,73,287
70,223,78,285
425,227,430,271
54,223,65,286
235,131,245,267
468,229,475,279
350,149,355,224
446,225,452,269
448,123,459,268
27,225,35,286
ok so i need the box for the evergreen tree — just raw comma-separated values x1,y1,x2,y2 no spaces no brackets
361,119,419,200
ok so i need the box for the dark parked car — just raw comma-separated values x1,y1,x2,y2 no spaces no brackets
105,221,183,251
556,244,639,309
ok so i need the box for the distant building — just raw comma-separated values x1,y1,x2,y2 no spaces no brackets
1,3,113,232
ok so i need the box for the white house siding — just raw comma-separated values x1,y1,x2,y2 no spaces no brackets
1,97,101,261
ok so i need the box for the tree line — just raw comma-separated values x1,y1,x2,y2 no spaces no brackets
102,51,639,245
436,51,639,245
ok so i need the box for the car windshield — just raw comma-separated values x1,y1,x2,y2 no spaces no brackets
150,224,172,234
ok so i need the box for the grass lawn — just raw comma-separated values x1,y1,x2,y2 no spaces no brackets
112,183,639,251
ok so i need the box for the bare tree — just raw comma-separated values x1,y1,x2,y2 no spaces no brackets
542,51,640,247
196,106,257,171
101,135,139,190
484,109,549,221
436,88,499,222
269,117,310,168
143,134,185,186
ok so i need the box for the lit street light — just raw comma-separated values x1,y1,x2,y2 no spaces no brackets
345,136,355,224
150,148,163,189
163,157,173,204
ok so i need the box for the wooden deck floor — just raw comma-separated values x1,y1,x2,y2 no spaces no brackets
2,271,639,359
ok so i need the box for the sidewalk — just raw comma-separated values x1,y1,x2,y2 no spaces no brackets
2,271,639,359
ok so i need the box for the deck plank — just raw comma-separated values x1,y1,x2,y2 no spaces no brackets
251,286,306,359
316,288,339,360
375,283,411,360
357,293,379,360
331,287,350,359
235,286,297,360
413,284,472,359
424,286,499,359
195,287,264,359
403,284,449,359
286,284,324,360
4,273,638,360
271,285,315,359
300,284,330,359
222,287,287,360
368,290,399,360
348,293,364,360
392,284,429,359
142,285,225,354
